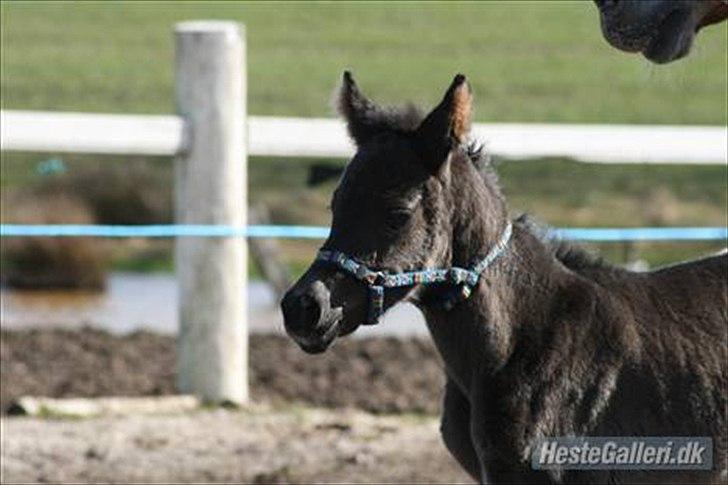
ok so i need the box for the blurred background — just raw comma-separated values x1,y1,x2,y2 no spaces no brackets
1,1,726,483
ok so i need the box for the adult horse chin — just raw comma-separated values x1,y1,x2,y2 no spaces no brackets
594,0,728,64
641,7,696,63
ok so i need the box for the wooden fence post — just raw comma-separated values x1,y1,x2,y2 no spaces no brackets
174,21,247,404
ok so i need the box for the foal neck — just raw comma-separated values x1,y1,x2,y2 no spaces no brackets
435,226,567,361
448,158,509,269
424,162,575,386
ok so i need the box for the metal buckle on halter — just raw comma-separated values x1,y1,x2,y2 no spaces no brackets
447,267,469,284
357,266,386,286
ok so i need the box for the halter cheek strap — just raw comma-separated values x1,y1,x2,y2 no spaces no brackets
316,221,513,325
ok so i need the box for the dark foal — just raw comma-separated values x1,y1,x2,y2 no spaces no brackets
281,73,727,484
594,0,728,63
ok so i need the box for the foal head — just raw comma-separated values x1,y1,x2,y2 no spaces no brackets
281,72,506,353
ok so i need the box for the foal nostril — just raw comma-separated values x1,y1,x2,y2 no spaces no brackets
281,291,322,333
299,294,322,326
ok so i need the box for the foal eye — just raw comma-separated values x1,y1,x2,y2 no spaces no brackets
385,209,411,229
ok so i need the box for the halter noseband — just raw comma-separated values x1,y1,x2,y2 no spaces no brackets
315,221,513,325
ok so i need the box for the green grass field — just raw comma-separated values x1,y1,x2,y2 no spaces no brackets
1,1,726,275
1,0,726,124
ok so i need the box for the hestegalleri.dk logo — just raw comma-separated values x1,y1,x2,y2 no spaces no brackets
531,437,712,470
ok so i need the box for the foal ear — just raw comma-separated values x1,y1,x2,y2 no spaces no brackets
414,74,472,172
336,71,384,146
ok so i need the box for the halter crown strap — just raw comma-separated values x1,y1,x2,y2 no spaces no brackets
316,221,513,325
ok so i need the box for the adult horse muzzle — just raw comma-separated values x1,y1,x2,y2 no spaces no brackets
595,0,727,63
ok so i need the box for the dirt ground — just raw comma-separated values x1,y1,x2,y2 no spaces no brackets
1,404,472,483
1,328,445,415
0,329,471,483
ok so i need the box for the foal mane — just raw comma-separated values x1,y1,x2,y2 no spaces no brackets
515,214,609,272
462,140,608,273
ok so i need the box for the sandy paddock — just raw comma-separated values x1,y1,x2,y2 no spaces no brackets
1,404,470,484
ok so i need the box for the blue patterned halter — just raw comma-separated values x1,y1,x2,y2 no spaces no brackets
315,221,513,325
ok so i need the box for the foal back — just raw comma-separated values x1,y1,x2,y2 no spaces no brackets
592,253,727,480
626,253,727,341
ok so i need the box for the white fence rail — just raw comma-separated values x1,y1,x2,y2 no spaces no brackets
2,111,726,164
0,111,185,155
